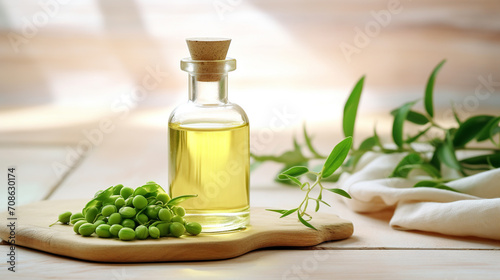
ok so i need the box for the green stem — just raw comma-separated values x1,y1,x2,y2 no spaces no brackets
456,147,500,152
298,176,321,217
429,119,446,130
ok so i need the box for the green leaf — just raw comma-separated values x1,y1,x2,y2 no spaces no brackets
451,103,462,125
452,115,494,147
167,194,198,206
392,100,418,148
343,76,365,138
140,182,166,195
280,208,299,218
315,192,322,212
424,60,446,118
275,162,308,186
415,163,442,178
298,211,317,230
407,111,430,125
460,153,500,168
303,124,325,158
413,180,440,188
267,209,288,215
413,181,460,193
325,188,352,199
405,126,431,144
83,185,114,214
280,166,309,177
319,200,331,207
358,136,376,151
476,116,500,143
390,109,429,125
389,153,422,178
277,174,303,186
429,144,441,172
436,132,462,172
267,208,300,218
251,148,307,165
321,137,353,178
394,163,442,179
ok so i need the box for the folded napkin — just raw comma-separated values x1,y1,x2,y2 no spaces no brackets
336,152,500,240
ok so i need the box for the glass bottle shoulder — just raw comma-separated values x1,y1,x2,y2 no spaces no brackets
168,101,249,129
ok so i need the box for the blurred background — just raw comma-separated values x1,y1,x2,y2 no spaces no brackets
0,0,499,204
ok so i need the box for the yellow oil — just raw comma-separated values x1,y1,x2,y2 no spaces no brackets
168,122,250,232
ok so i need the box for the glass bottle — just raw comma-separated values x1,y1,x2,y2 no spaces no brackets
168,38,250,232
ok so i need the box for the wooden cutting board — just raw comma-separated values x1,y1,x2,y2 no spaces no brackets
0,199,353,263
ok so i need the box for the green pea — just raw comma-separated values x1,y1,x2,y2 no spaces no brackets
132,195,148,209
118,228,136,241
120,187,134,199
156,222,170,237
73,220,87,234
96,224,111,238
133,187,147,196
173,206,186,217
171,215,185,225
125,197,134,207
113,184,124,195
135,225,149,240
115,197,125,209
101,205,117,217
185,222,202,235
156,193,171,204
149,226,160,239
79,223,95,237
57,211,72,224
108,213,122,225
109,224,123,237
158,208,172,222
170,222,185,238
85,206,99,223
71,217,85,225
121,218,135,229
93,220,106,229
146,205,161,219
136,213,149,225
119,207,136,218
70,212,84,224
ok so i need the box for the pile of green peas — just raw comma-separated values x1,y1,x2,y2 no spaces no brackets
52,185,202,241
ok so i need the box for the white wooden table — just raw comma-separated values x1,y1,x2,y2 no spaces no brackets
1,109,499,280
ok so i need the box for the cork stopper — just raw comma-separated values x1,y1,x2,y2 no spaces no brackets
184,38,233,81
186,37,231,60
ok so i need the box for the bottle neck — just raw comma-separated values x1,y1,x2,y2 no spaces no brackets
188,74,228,104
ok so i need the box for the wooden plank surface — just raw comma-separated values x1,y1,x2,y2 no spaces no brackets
1,247,499,280
0,199,352,263
0,145,71,208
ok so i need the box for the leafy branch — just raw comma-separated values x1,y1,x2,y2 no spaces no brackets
267,137,352,230
254,59,500,228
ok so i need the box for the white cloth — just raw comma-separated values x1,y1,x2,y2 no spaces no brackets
336,152,500,240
